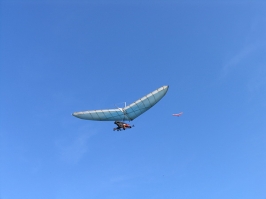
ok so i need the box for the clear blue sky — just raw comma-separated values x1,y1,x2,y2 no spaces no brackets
1,1,266,198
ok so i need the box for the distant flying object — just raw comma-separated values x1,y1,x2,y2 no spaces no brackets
172,112,183,117
72,85,169,131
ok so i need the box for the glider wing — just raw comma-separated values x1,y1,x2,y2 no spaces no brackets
72,108,125,121
124,85,169,120
72,85,169,121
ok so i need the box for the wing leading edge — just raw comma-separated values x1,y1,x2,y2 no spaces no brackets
72,85,169,121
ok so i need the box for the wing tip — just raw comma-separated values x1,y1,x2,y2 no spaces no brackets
161,85,169,90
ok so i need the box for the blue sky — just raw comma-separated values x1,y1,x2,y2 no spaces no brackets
1,1,266,198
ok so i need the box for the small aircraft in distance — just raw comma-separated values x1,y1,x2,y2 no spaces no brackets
113,121,134,131
172,112,183,117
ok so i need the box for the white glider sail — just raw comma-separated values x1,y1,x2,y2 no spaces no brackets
72,85,169,121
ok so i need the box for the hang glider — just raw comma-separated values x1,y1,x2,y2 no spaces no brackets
172,112,183,117
72,85,169,121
